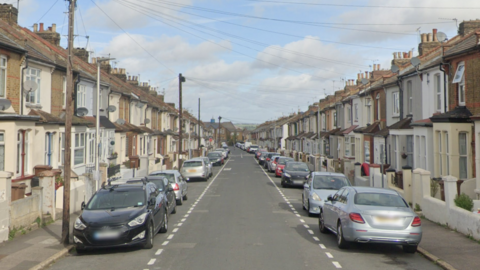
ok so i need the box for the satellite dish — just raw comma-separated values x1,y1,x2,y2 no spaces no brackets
391,64,400,73
116,118,125,125
144,119,150,124
0,99,11,111
136,102,145,108
361,78,369,85
76,107,89,117
107,105,116,112
23,80,38,93
410,57,421,68
437,32,448,43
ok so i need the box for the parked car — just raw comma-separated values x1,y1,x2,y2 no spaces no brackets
73,179,168,252
255,149,267,159
144,176,177,215
215,148,229,159
274,157,294,177
181,159,209,181
302,172,351,216
244,142,252,150
319,186,422,253
281,161,310,187
267,155,281,172
149,170,188,205
192,157,213,178
248,145,259,153
258,152,272,166
263,153,279,169
207,152,224,166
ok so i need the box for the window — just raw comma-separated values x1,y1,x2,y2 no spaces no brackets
347,106,351,122
366,99,371,123
74,133,85,165
25,68,41,104
0,132,4,171
393,92,399,116
435,74,442,112
88,133,95,164
445,132,449,175
406,81,413,114
351,136,355,157
333,112,337,127
364,141,370,163
406,135,413,167
459,133,467,179
62,76,66,108
393,135,398,169
453,63,465,83
354,104,358,121
345,137,350,157
60,133,65,165
376,93,381,121
45,132,53,166
77,85,86,107
16,131,29,176
437,132,442,176
453,62,466,105
0,56,6,98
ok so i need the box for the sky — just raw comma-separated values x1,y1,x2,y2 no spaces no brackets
11,0,480,124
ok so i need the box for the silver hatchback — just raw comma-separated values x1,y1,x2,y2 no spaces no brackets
192,157,213,178
181,159,208,181
149,170,188,205
319,186,422,253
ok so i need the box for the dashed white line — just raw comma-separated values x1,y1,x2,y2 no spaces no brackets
295,214,301,217
172,228,179,233
307,230,314,234
155,249,163,255
181,218,186,222
319,244,326,249
167,234,174,240
162,241,169,246
184,214,189,217
332,262,342,268
313,236,319,241
303,224,310,228
187,211,192,214
300,219,305,223
177,223,183,226
326,252,333,258
147,259,156,265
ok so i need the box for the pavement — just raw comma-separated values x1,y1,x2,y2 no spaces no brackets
0,150,479,270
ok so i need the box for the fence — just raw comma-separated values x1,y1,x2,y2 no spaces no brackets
108,164,121,178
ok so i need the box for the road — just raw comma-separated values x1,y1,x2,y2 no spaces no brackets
48,147,441,270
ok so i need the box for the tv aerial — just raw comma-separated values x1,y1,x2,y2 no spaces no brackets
76,107,89,117
391,64,400,74
437,32,448,43
116,118,125,125
107,105,116,112
144,119,150,124
361,78,369,85
410,57,421,72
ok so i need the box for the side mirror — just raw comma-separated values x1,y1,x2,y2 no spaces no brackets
149,197,156,206
327,195,333,201
81,201,85,210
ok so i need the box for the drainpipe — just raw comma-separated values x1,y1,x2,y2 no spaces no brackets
439,63,448,113
20,53,29,115
397,77,404,120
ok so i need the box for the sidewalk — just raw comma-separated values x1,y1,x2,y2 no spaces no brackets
0,212,78,270
419,218,480,270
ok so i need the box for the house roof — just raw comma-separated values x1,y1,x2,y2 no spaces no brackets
430,106,473,123
83,116,117,129
29,109,64,124
0,32,24,52
444,32,479,58
388,117,412,130
341,125,358,135
353,121,381,134
410,118,433,127
321,128,341,138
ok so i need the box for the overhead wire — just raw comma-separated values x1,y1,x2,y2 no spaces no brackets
35,0,59,24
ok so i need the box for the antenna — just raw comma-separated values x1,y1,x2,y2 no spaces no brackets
116,118,125,125
76,107,89,117
410,57,421,68
107,105,116,112
0,99,11,111
23,80,38,94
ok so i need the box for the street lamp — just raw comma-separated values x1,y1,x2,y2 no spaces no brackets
95,57,115,190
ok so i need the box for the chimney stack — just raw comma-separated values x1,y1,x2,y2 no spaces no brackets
36,23,61,46
33,23,38,32
0,4,19,25
39,23,44,31
73,48,89,63
433,28,438,42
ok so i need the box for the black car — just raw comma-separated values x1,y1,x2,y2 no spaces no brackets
73,179,170,252
281,161,311,188
146,176,177,215
258,152,273,165
207,152,224,166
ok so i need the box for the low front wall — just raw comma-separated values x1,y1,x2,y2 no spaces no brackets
422,196,448,226
355,176,369,187
10,195,41,229
56,180,85,214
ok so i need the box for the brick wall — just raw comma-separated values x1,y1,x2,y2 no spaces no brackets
447,52,480,114
51,70,65,116
2,49,22,113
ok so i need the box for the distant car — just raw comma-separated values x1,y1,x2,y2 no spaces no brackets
207,152,224,166
267,155,281,172
149,170,188,205
320,186,422,253
192,157,213,178
249,145,259,153
258,152,272,165
73,180,168,252
263,153,278,169
215,148,229,159
302,172,351,216
255,149,267,159
181,159,209,181
275,157,294,177
281,161,310,187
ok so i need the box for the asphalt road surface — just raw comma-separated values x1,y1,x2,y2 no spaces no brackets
48,147,441,270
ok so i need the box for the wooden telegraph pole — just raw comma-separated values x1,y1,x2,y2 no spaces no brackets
62,0,75,246
198,98,200,152
178,74,185,166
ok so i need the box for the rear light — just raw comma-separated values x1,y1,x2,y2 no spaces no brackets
173,183,180,191
411,216,421,227
349,213,365,224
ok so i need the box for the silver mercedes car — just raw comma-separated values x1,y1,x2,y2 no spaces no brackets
149,170,188,205
181,159,208,181
319,186,422,253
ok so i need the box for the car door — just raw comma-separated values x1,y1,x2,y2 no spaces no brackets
179,174,187,196
337,189,350,227
147,183,162,231
323,188,344,230
303,173,312,208
163,178,174,212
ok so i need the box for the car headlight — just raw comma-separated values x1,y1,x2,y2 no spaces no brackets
74,218,87,230
311,193,321,201
128,213,148,227
284,173,291,178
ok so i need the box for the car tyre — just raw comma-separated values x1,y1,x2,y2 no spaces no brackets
281,179,286,188
75,246,86,255
337,222,350,249
319,212,329,234
403,245,418,253
307,201,314,217
143,222,154,249
159,211,168,233
183,194,188,201
177,194,183,205
171,202,176,214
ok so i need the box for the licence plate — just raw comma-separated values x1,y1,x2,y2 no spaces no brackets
294,180,304,185
187,169,196,173
373,216,402,225
94,231,120,240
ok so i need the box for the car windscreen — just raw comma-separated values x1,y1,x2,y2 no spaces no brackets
150,173,175,183
208,153,221,158
313,175,350,190
148,178,166,191
285,163,309,172
277,158,294,165
183,161,203,167
354,193,408,207
87,189,146,210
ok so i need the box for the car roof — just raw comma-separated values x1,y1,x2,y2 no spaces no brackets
312,172,347,177
150,170,178,174
184,159,203,162
349,186,400,195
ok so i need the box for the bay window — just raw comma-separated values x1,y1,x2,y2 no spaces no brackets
74,133,85,165
77,85,86,107
25,68,41,104
393,92,399,116
435,74,442,112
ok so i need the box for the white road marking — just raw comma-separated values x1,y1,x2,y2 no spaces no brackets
185,214,190,217
326,252,333,258
224,168,231,171
319,244,326,249
300,219,305,223
313,236,319,241
147,259,156,265
155,249,163,255
293,211,298,214
308,230,314,234
172,228,179,233
181,218,186,222
187,211,192,214
332,262,342,268
162,241,169,246
167,234,174,240
303,224,309,228
177,223,183,226
295,214,301,217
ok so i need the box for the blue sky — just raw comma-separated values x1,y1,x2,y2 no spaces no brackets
13,0,480,123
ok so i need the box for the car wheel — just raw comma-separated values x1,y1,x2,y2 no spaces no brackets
183,194,188,201
307,201,314,217
75,246,86,255
403,245,418,253
319,212,329,234
171,202,177,214
337,222,350,249
159,211,168,233
177,194,183,205
143,222,154,249
281,179,286,188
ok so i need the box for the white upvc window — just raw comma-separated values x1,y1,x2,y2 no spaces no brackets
59,133,65,165
351,136,355,157
62,76,66,108
87,132,95,164
393,135,398,169
366,98,371,123
354,104,358,121
406,135,413,167
74,133,85,165
393,92,400,116
0,132,4,171
25,67,41,104
376,93,381,121
406,81,413,114
437,132,443,176
444,132,449,175
454,62,466,105
45,132,53,166
345,136,350,157
77,85,86,107
459,132,467,179
0,56,7,98
364,141,370,163
435,74,442,112
16,130,29,176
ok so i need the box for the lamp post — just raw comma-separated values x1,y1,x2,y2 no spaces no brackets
95,57,115,190
218,116,222,147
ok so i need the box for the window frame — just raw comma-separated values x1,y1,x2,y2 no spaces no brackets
25,67,41,104
0,131,4,171
437,132,443,176
454,62,466,106
364,141,370,163
62,76,67,108
393,91,400,116
77,85,86,108
406,81,413,114
74,133,86,166
459,132,468,179
376,93,381,121
434,74,442,112
45,132,53,166
0,55,7,98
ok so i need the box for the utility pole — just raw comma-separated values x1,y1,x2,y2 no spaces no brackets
218,116,222,147
178,73,185,166
62,0,75,246
198,98,201,153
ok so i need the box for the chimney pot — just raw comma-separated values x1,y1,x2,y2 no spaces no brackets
433,28,438,41
52,23,56,32
128,75,131,80
393,52,397,59
48,27,52,31
361,73,364,79
421,33,427,42
33,23,38,32
398,52,403,59
120,68,126,74
377,64,381,70
357,73,361,80
39,23,44,32
427,33,433,42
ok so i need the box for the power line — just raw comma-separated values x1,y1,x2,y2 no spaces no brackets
246,0,480,9
35,0,59,24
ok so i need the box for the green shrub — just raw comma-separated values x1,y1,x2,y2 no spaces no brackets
454,193,473,211
414,203,422,212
